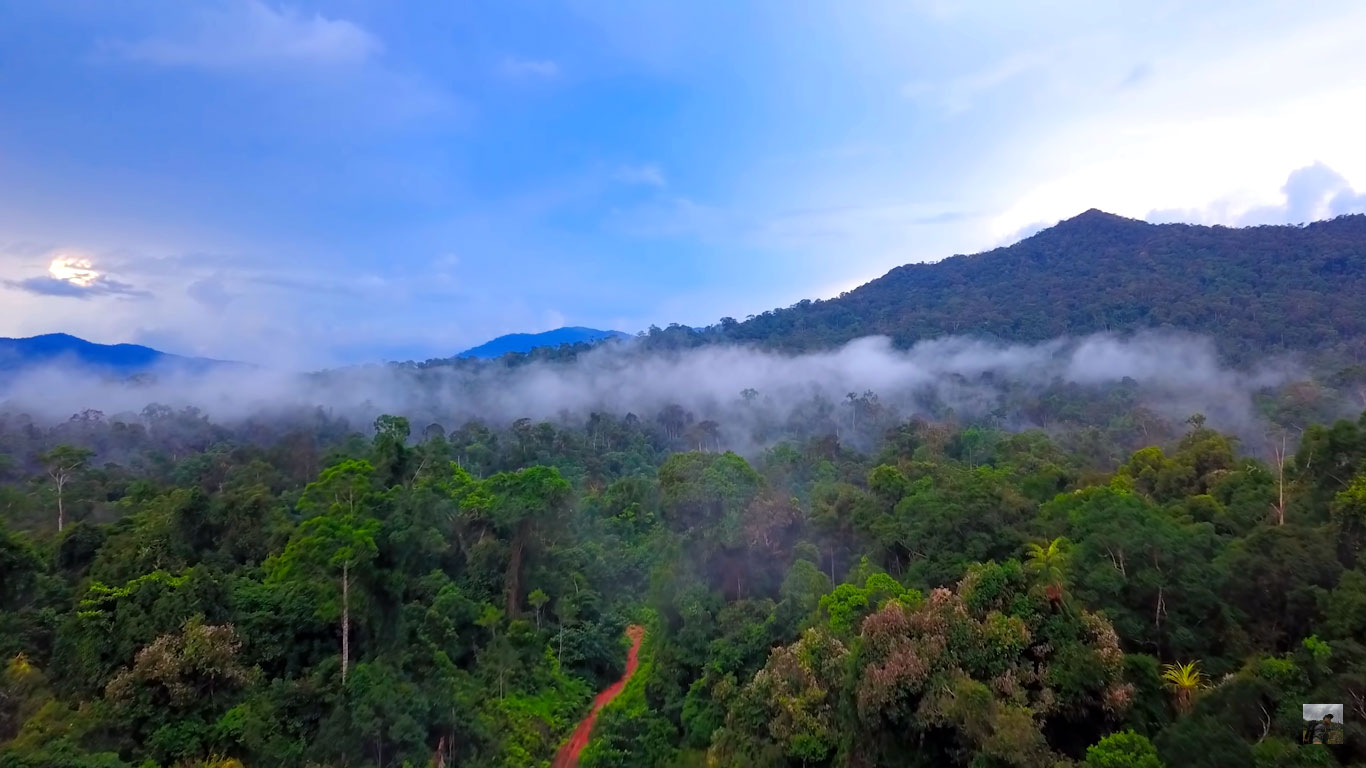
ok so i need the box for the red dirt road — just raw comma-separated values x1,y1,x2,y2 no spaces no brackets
551,624,646,768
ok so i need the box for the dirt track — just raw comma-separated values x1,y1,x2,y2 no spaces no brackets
551,624,646,768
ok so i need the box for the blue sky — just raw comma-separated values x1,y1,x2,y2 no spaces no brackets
2,1,1365,367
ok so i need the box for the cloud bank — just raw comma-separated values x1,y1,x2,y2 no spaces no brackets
1148,163,1366,226
0,332,1303,453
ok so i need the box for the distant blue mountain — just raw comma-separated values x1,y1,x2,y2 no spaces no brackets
0,333,230,375
458,326,631,359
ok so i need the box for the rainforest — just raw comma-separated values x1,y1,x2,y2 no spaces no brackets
2,342,1366,768
8,1,1366,766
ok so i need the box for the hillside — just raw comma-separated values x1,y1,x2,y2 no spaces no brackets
0,333,228,375
652,210,1366,362
457,326,630,359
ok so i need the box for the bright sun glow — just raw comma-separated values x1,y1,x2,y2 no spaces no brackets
47,255,100,286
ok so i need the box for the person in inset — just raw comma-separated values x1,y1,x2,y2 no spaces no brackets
1311,713,1335,744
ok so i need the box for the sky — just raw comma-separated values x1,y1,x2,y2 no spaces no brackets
2,1,1366,367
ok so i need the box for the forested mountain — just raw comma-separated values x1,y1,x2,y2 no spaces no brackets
458,328,631,360
622,211,1366,364
0,334,229,377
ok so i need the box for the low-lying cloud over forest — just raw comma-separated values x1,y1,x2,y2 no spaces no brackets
0,332,1317,455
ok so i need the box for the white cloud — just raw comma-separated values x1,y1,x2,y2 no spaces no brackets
501,57,560,78
985,7,1366,238
106,0,381,70
1148,163,1366,226
47,254,101,287
615,164,667,187
1,250,149,299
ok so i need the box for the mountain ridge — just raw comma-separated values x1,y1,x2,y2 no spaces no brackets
457,326,631,359
694,209,1366,363
0,333,232,375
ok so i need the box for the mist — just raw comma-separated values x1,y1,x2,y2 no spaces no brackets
0,331,1307,452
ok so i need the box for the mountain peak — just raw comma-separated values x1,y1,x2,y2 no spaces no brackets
457,326,631,359
1013,208,1154,246
1056,208,1148,228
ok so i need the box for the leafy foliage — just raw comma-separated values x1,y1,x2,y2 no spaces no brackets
3,401,1366,766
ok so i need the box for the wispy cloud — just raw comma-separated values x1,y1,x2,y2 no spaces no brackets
2,252,150,299
103,0,381,71
604,196,732,240
5,276,148,300
1147,163,1366,226
902,51,1049,114
501,57,560,78
756,204,973,246
615,163,667,187
187,278,234,309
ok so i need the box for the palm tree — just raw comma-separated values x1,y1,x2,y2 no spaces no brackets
1025,538,1067,603
1161,661,1206,714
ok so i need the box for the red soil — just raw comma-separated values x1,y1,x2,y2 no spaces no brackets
552,624,646,768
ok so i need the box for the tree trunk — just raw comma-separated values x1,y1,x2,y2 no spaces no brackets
342,560,351,685
56,479,64,532
1271,433,1287,525
434,735,448,768
1154,584,1165,634
505,531,524,618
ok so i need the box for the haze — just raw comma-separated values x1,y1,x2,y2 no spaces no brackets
0,332,1304,455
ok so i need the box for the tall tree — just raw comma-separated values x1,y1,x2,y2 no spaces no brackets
39,444,93,532
482,466,571,617
267,509,380,685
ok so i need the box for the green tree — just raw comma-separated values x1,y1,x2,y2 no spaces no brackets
555,595,578,664
103,617,256,763
528,588,549,630
267,509,380,685
723,559,1131,766
39,444,93,532
371,414,412,485
1025,537,1068,603
297,458,375,518
1085,730,1165,767
1330,473,1366,566
481,466,571,617
1041,486,1225,660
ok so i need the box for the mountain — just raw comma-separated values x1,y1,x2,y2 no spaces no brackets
0,333,229,375
457,326,631,359
644,209,1366,363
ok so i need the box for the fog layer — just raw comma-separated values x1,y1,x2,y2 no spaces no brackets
0,332,1304,451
